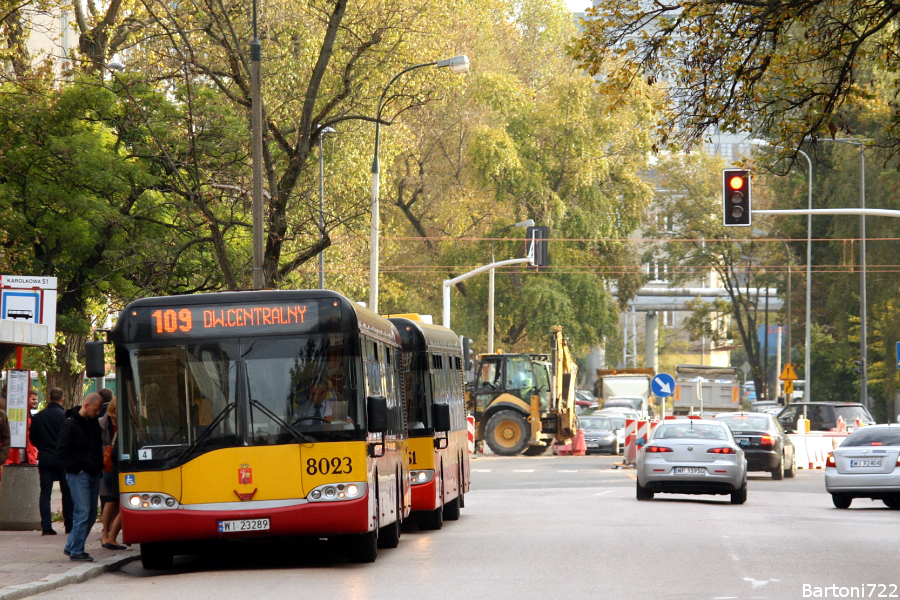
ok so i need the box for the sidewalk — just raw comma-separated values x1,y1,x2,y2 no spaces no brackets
0,484,138,600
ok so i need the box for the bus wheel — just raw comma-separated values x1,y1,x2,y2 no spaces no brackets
443,464,462,521
378,496,401,549
347,530,378,563
140,543,173,570
485,410,530,456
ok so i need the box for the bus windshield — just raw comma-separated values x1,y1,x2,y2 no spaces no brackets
122,333,361,466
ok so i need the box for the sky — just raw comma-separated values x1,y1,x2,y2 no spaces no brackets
567,0,591,11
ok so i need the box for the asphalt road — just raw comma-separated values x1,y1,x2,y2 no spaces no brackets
35,455,899,600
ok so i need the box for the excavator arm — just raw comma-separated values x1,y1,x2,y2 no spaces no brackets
550,326,578,441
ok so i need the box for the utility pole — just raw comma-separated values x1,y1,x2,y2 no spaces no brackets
250,0,264,290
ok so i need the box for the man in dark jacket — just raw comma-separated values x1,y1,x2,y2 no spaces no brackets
30,388,74,535
57,393,104,561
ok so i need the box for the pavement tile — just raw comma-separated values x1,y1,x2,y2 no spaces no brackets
0,521,138,600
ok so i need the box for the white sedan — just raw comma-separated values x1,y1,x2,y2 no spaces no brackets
636,419,748,504
825,424,900,509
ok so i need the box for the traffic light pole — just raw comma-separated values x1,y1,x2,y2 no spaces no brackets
753,206,900,410
753,208,900,218
443,256,534,329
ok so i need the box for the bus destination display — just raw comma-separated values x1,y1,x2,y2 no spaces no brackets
142,301,320,338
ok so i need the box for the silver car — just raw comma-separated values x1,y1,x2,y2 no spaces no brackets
636,419,748,504
824,424,900,509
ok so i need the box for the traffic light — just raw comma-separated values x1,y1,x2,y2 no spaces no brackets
722,169,751,226
461,336,474,371
853,360,863,375
526,225,549,268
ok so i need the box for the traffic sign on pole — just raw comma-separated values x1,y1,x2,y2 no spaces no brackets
779,363,798,381
651,373,676,397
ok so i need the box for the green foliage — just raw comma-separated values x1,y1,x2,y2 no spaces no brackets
571,0,900,158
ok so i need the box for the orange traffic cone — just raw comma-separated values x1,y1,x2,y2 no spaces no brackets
572,429,587,456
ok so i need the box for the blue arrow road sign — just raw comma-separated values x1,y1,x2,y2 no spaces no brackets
651,373,676,397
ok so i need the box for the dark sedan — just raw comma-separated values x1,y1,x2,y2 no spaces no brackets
579,416,619,454
715,412,796,479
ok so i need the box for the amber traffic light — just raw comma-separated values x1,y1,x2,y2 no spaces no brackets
723,169,751,226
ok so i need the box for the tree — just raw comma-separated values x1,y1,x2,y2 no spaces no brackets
0,73,170,401
376,0,659,354
571,0,900,160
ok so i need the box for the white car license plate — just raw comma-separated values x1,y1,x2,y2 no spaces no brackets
672,467,707,475
850,459,882,468
587,442,599,448
218,518,270,533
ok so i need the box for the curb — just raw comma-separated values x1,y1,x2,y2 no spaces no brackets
0,551,139,600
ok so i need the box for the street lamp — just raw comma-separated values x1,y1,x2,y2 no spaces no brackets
317,126,335,289
369,55,470,312
488,219,534,353
805,137,868,408
749,139,812,404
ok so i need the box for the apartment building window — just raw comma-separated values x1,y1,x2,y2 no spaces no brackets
647,261,669,283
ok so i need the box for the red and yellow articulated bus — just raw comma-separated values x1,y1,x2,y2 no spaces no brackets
87,290,410,568
389,317,470,529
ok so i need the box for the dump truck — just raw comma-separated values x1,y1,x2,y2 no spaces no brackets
466,326,578,456
672,364,740,414
593,368,654,418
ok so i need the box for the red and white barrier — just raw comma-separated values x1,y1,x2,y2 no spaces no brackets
788,432,849,469
624,419,637,464
836,416,846,433
467,415,475,454
624,420,651,465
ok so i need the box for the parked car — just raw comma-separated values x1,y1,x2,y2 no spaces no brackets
743,382,757,402
777,402,876,433
575,389,595,410
595,411,629,453
579,416,619,454
824,424,900,509
750,401,783,415
635,419,748,504
714,412,796,479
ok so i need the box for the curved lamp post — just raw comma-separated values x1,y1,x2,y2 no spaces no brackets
369,55,470,312
805,137,867,408
749,140,812,404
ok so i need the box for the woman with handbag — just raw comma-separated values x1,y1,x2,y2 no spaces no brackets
98,396,125,550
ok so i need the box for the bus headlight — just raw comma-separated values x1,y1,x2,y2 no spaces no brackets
307,482,366,502
410,470,434,485
123,492,179,510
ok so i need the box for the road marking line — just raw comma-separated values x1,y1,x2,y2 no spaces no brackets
593,490,616,496
512,469,535,473
557,470,578,473
472,469,492,472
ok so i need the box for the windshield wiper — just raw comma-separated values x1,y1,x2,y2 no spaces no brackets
174,402,237,464
249,399,314,444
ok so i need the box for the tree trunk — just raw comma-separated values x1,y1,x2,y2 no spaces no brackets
47,334,87,409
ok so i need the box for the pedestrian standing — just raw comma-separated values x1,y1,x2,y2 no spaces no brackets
30,387,74,535
98,396,125,549
57,392,104,562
